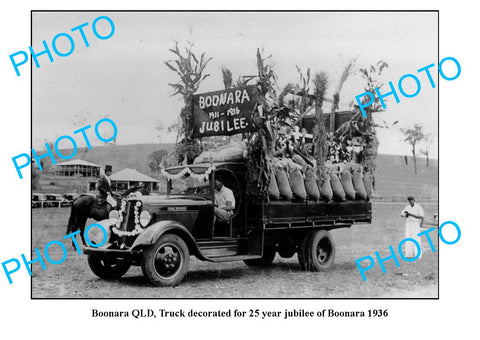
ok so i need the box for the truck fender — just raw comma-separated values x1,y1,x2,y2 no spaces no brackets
130,220,208,260
86,219,112,247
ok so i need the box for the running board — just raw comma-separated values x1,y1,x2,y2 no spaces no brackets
197,239,250,259
209,254,261,263
198,239,240,257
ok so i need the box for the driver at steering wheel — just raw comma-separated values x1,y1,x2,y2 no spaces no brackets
214,173,235,223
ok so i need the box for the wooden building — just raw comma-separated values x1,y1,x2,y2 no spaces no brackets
89,168,160,192
55,159,101,177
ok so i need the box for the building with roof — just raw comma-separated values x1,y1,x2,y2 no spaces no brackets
55,159,101,177
89,168,160,192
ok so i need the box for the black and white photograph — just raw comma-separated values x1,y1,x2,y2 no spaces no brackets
29,11,439,299
5,0,480,338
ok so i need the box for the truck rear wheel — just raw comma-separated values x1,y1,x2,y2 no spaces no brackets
244,247,276,267
307,230,335,271
87,255,131,280
141,234,190,287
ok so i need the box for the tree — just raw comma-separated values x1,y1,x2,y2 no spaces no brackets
401,124,426,175
155,121,165,143
148,150,168,173
420,134,433,167
32,165,41,191
39,139,56,174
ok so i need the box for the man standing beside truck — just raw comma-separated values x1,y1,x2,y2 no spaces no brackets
400,196,424,258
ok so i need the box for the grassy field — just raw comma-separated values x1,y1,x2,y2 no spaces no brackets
32,201,438,298
374,154,438,200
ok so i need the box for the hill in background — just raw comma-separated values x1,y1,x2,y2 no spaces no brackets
374,154,437,200
37,143,438,200
64,143,175,176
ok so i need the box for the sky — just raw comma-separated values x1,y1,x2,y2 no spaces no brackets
32,11,438,157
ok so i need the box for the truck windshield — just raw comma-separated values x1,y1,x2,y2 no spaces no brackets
170,174,210,196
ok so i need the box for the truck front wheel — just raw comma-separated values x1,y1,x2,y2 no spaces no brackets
87,255,131,280
141,234,190,287
306,230,335,271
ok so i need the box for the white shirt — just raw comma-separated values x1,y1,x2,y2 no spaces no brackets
215,185,235,210
401,203,424,223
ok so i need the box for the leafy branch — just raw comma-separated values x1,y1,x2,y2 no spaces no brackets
165,42,212,164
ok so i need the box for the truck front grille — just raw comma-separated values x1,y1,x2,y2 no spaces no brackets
116,200,140,247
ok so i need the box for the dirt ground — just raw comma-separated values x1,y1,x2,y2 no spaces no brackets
31,201,438,298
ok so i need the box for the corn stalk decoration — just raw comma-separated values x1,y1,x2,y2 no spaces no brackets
165,42,212,164
246,49,278,195
292,67,313,128
221,67,233,90
313,72,329,181
330,60,356,132
358,60,388,175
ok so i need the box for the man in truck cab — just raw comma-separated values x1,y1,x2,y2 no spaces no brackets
214,173,235,223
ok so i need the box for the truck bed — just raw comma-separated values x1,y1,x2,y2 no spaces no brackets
246,200,372,228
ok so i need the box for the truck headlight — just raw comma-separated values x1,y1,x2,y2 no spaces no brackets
139,211,151,227
109,210,119,225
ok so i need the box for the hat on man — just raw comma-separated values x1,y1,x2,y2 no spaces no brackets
215,173,224,183
105,165,113,172
407,195,415,201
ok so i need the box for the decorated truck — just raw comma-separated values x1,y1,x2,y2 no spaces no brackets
82,64,378,286
83,160,372,287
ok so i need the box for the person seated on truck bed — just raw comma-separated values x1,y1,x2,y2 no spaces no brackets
214,174,235,223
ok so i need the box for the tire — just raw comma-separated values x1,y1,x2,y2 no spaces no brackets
306,230,336,271
141,234,190,287
87,255,131,280
297,232,312,270
244,246,276,267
